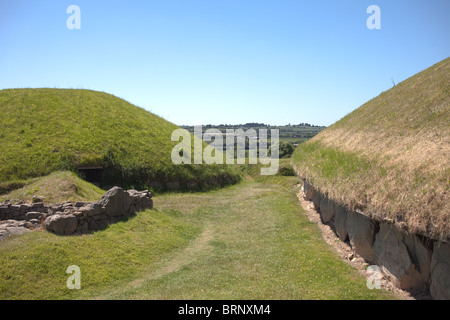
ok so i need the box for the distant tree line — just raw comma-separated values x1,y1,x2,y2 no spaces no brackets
180,122,325,161
181,123,324,129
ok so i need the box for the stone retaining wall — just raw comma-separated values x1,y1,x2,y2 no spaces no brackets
0,186,153,240
303,180,450,300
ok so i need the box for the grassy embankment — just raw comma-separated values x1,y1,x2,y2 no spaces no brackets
292,57,450,241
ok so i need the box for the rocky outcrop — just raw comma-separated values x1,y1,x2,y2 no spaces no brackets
302,179,450,300
0,187,153,239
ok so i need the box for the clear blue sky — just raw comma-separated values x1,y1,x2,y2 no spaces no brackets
1,0,449,126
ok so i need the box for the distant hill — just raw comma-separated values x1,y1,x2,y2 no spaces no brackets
0,88,239,191
292,57,450,240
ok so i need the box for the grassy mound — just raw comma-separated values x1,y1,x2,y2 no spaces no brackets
0,88,240,191
292,57,450,240
0,171,105,204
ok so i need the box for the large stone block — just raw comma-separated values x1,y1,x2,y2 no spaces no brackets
0,205,9,215
127,189,153,212
430,242,450,300
47,205,63,215
303,180,314,201
26,211,45,221
403,233,432,287
44,214,78,235
6,226,31,236
334,204,348,241
20,204,32,215
31,202,45,210
99,187,131,217
312,190,322,211
319,196,335,223
346,210,376,263
373,223,430,290
86,201,103,215
10,205,21,214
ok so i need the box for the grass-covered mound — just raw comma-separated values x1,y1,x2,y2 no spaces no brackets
0,88,240,191
292,57,450,241
0,171,105,204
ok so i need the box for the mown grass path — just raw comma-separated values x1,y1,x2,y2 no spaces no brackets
95,178,395,300
0,177,396,299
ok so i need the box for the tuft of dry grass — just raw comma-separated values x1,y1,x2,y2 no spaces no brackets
292,57,450,241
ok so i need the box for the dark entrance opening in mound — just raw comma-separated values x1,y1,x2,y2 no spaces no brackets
77,167,104,187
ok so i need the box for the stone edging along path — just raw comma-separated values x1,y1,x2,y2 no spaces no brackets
301,180,450,300
0,186,153,241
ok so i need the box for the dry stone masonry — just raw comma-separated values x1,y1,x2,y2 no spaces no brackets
302,180,450,300
0,186,153,240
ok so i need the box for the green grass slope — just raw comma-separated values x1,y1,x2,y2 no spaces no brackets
292,57,450,241
0,88,239,191
0,171,105,204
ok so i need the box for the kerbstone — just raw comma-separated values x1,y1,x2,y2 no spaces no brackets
430,242,450,300
346,210,376,263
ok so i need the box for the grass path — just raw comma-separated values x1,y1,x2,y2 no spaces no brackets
96,223,215,300
0,177,396,299
93,178,395,300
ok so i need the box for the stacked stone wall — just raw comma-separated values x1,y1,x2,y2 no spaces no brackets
0,187,153,240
